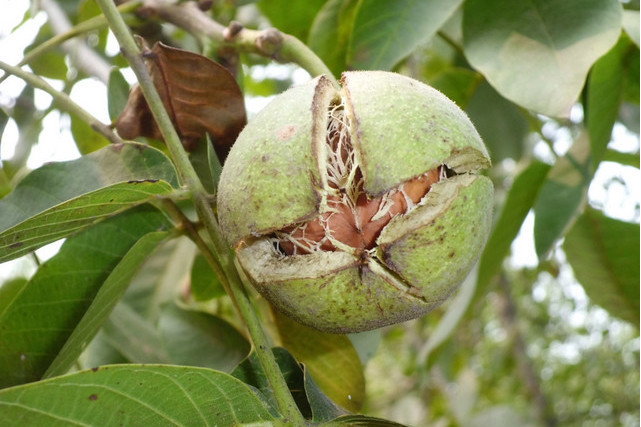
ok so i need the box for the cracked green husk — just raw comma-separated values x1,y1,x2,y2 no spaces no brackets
217,71,493,333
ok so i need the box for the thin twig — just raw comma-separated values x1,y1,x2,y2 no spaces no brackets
0,61,122,144
39,0,113,83
436,30,465,56
9,1,141,84
142,0,339,86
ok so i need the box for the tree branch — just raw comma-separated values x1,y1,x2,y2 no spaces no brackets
0,61,122,144
96,1,306,423
142,0,339,86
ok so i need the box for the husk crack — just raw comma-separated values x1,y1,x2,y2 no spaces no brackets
272,99,444,256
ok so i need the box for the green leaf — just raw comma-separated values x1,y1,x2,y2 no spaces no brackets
207,135,223,189
0,180,175,263
158,303,250,372
107,68,131,123
274,310,365,413
325,415,407,426
77,0,102,22
2,86,41,180
0,107,9,140
348,330,381,366
190,253,226,301
429,68,482,110
534,133,591,258
603,148,640,168
0,142,178,228
617,104,639,136
23,24,68,80
308,0,360,77
0,109,10,197
463,0,622,117
232,346,312,418
623,51,640,105
0,142,178,263
477,161,551,295
0,277,29,317
122,237,197,320
258,0,327,41
623,10,640,47
80,330,128,368
0,365,276,425
190,134,222,194
348,0,462,71
77,0,108,53
102,303,169,364
0,206,171,388
563,207,640,326
10,85,36,128
465,81,529,162
2,179,175,264
48,0,80,20
587,36,635,169
418,267,477,365
70,112,110,154
0,171,10,200
43,231,169,378
243,74,293,97
304,368,348,422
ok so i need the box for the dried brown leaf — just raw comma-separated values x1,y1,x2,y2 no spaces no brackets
116,41,246,161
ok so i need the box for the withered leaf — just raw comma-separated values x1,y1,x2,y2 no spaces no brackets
116,41,246,161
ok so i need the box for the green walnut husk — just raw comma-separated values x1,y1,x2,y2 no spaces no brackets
217,71,493,333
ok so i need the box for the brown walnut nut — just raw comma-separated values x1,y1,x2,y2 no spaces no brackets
217,71,493,333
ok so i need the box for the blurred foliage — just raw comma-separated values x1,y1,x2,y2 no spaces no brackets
0,0,638,426
362,265,639,426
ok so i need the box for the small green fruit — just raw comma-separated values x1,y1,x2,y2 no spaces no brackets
217,71,493,333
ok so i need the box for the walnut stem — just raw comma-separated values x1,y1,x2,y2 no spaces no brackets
143,0,339,86
96,0,306,423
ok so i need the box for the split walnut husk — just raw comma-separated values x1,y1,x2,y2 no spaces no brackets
217,71,493,333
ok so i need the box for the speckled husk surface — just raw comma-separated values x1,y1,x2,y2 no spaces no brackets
217,71,493,333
